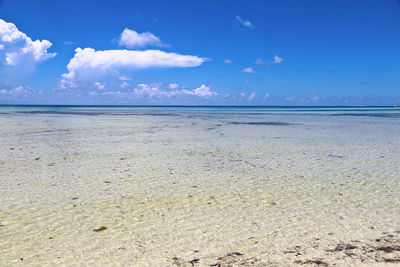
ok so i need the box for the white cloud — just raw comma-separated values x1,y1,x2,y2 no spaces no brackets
264,93,270,100
133,83,179,98
193,84,218,97
242,67,256,73
119,28,166,48
224,59,233,64
81,82,219,100
125,83,218,99
120,81,130,89
240,92,246,98
255,55,283,67
255,58,264,65
274,55,283,64
168,83,179,89
118,76,132,81
236,16,254,29
0,85,37,97
94,82,106,90
59,78,77,90
0,19,56,85
0,19,56,66
248,92,257,101
62,48,209,82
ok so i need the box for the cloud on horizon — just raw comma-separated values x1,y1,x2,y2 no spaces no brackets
0,85,38,97
72,82,218,101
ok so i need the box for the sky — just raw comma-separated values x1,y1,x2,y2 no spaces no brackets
0,0,399,105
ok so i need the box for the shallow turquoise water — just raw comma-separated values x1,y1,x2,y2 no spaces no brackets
0,105,399,265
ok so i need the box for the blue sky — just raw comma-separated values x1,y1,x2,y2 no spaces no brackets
0,0,399,105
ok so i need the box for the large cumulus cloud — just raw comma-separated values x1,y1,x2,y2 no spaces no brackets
61,47,209,83
0,19,56,86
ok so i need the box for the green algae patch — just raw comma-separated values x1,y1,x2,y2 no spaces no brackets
93,226,108,232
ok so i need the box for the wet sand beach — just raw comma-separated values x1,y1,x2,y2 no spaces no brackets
1,107,400,266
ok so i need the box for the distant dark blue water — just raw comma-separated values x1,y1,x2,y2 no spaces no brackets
0,105,399,119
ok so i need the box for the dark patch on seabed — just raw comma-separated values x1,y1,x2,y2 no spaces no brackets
229,121,299,126
19,129,70,136
172,230,400,266
331,113,400,118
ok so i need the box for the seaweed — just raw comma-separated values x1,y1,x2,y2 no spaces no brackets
93,226,108,232
189,258,200,266
326,243,357,252
294,259,328,266
383,257,400,263
376,245,400,253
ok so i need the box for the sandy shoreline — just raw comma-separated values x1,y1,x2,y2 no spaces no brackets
1,108,400,266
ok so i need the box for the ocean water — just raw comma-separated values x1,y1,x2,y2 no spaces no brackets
0,106,400,266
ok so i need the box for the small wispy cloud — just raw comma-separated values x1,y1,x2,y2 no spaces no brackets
94,82,106,90
242,67,256,73
255,58,264,65
254,55,283,66
235,16,254,29
120,81,130,89
273,55,283,64
224,59,233,64
168,83,179,89
118,76,132,81
0,85,38,97
63,41,73,45
371,73,379,77
248,92,257,101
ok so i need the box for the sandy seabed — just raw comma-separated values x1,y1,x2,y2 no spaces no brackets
1,108,400,266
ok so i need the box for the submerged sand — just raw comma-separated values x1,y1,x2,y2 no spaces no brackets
0,108,400,266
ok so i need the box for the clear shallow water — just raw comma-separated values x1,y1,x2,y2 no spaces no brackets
0,106,400,266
